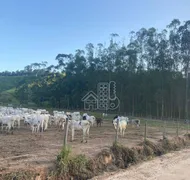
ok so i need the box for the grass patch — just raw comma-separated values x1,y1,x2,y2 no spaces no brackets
0,170,38,180
53,146,94,179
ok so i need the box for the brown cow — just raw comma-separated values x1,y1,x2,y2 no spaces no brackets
96,117,103,127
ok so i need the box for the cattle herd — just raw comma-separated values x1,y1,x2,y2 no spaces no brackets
0,106,140,143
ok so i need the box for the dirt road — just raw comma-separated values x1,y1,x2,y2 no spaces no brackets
92,148,190,180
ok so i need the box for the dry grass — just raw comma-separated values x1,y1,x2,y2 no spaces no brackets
50,133,190,180
0,171,38,180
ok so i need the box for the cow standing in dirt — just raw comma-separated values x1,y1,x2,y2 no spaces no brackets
96,117,103,127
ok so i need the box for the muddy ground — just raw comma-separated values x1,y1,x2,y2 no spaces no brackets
0,119,186,175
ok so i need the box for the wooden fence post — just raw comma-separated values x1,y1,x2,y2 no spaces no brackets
186,120,189,134
163,120,166,139
176,120,179,137
144,121,147,141
63,118,69,148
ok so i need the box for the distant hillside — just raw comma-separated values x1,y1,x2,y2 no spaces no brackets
0,76,24,93
0,76,36,105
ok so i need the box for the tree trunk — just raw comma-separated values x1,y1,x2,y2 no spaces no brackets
67,97,70,109
170,90,173,119
149,103,152,117
161,97,164,120
58,99,61,109
185,69,189,120
146,100,148,117
132,96,135,117
157,101,159,118
178,106,181,120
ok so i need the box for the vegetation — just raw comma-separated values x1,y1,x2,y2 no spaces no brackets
0,171,38,180
51,135,190,179
2,135,189,180
55,146,93,179
1,19,190,119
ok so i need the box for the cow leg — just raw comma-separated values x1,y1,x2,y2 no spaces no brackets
86,126,90,142
71,128,75,142
62,122,65,130
81,128,85,143
85,129,88,143
37,125,40,133
41,121,44,133
18,120,20,129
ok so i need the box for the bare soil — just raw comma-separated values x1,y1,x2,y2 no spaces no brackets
0,120,186,175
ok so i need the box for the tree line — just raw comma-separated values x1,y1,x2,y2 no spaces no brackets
1,19,190,119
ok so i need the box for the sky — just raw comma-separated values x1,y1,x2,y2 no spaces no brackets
0,0,190,72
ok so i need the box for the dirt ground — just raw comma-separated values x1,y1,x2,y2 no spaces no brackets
0,119,186,175
92,148,190,180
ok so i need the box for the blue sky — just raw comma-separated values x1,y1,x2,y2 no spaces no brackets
0,0,190,72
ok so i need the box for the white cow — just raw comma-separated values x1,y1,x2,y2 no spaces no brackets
53,112,68,129
42,114,50,131
0,115,15,132
71,112,81,121
58,114,68,130
25,117,41,133
24,114,46,133
82,113,96,126
69,119,92,143
128,119,140,127
112,116,128,137
102,113,108,118
12,114,22,129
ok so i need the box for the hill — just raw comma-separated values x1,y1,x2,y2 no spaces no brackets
0,76,24,93
0,76,29,105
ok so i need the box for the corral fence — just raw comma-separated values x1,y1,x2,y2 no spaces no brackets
1,104,189,148
62,113,190,149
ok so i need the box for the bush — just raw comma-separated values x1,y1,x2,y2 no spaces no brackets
56,146,72,176
110,142,138,168
51,135,190,180
55,146,94,179
144,140,165,156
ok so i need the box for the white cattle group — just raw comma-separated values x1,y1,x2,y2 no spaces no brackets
0,106,98,143
0,106,140,142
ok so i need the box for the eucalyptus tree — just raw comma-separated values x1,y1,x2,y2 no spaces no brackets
178,20,190,120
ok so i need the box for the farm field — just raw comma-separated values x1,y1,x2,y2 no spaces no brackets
0,117,188,175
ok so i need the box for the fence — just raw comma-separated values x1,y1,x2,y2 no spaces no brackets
138,119,189,140
62,116,190,150
113,117,190,144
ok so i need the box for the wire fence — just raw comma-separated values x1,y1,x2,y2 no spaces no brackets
62,115,190,149
134,118,189,142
